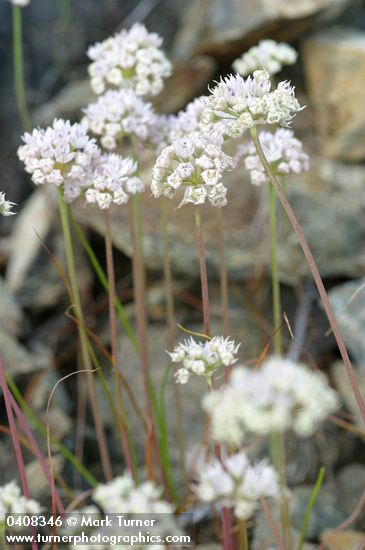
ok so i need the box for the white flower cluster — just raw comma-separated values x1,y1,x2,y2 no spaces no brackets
17,119,101,203
77,474,182,550
169,336,240,383
194,451,278,520
233,40,297,77
0,481,41,521
85,154,144,209
93,474,173,514
0,192,16,217
87,23,172,97
243,128,309,185
202,70,302,139
203,357,339,445
82,90,159,150
151,132,234,208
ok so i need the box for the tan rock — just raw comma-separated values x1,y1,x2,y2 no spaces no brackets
303,26,365,160
320,530,365,550
173,0,354,59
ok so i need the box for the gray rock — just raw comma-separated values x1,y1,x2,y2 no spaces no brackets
74,155,365,285
336,464,365,530
331,361,365,428
328,279,365,367
252,506,315,550
0,277,24,336
0,330,52,377
291,484,346,540
173,0,354,59
6,188,92,310
303,26,365,161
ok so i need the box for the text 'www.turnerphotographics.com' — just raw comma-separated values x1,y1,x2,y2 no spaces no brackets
4,513,194,546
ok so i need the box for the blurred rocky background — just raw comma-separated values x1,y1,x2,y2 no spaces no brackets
1,1,365,547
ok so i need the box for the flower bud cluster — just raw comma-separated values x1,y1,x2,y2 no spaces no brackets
17,119,101,203
233,40,297,77
87,23,172,97
242,128,309,185
201,70,302,139
151,132,234,208
0,192,16,216
203,357,339,445
82,89,159,150
85,154,144,209
169,336,240,383
194,451,278,520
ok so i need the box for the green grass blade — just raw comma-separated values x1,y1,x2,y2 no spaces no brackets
298,467,326,550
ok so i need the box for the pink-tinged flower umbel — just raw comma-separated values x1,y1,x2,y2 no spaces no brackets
201,70,303,139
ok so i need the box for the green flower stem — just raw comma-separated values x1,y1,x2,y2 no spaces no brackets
160,197,186,483
216,208,229,338
269,181,282,354
12,5,31,130
128,194,164,484
195,208,235,550
57,189,112,482
194,206,211,337
238,518,249,550
270,432,293,550
298,467,325,550
104,209,137,479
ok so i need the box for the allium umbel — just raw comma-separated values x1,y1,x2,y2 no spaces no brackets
17,119,101,203
194,451,279,520
202,70,302,138
0,192,16,216
82,89,159,150
233,40,297,77
85,154,144,209
242,128,309,185
168,336,240,383
203,357,339,445
151,132,234,208
87,23,172,97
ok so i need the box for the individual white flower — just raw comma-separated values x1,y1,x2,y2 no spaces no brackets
0,481,42,523
17,119,101,203
194,451,279,520
242,128,309,185
0,192,16,216
151,132,234,207
87,23,172,97
82,89,160,150
85,154,144,209
233,40,297,77
168,336,240,383
203,357,339,445
201,70,303,139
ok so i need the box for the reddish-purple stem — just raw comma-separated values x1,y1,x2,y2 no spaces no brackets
0,356,38,550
